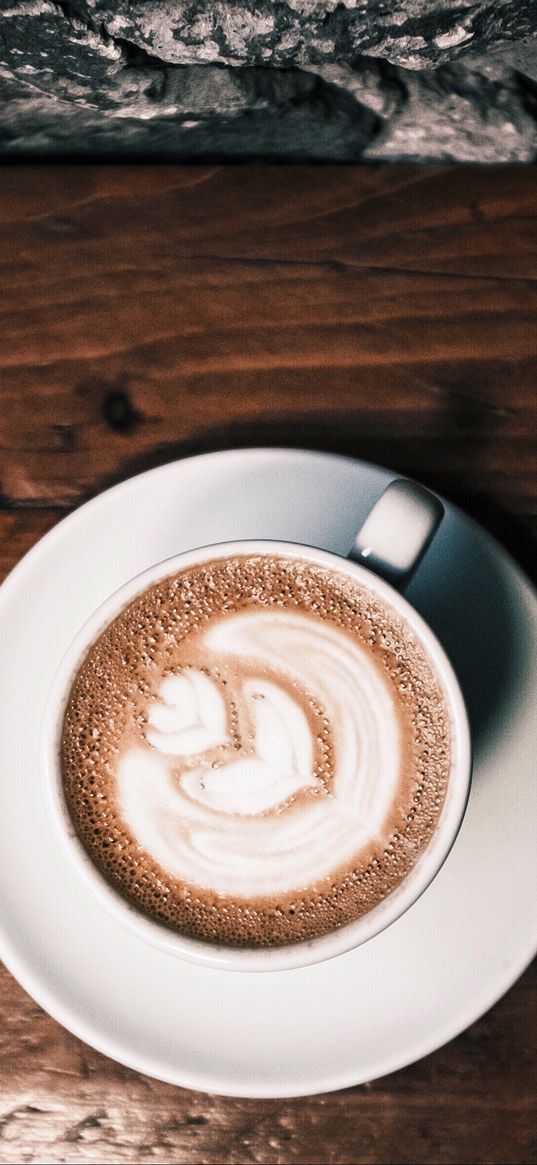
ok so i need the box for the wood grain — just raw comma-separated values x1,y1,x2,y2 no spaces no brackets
0,165,536,1165
1,166,536,521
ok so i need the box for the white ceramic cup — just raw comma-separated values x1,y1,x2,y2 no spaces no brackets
43,478,471,972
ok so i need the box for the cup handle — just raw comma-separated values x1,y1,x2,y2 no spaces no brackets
348,478,444,590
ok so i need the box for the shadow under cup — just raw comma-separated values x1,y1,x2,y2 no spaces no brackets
43,540,472,973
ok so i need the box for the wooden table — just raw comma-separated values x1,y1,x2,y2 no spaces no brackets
1,166,536,1165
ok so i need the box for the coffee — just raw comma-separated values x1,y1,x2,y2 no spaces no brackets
61,553,451,948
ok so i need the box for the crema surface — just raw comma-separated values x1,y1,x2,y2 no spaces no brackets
61,555,451,947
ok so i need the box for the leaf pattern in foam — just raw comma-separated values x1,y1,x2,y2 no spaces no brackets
180,678,318,815
146,669,228,756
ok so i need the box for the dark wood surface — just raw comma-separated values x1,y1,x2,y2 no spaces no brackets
0,165,536,1165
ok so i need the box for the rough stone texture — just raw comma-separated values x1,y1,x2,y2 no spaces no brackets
17,0,537,71
0,1,536,160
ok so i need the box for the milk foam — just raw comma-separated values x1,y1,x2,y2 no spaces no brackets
146,670,229,756
117,609,400,897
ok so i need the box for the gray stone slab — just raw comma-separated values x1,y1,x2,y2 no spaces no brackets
0,1,536,160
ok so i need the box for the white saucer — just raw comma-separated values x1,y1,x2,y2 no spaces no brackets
1,449,536,1098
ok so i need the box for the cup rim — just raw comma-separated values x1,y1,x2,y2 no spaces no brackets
42,538,472,972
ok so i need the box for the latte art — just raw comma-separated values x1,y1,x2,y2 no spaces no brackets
61,554,452,947
146,669,229,757
151,670,318,815
178,676,317,814
117,610,399,897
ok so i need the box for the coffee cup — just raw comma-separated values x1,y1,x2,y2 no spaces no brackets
43,478,471,972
